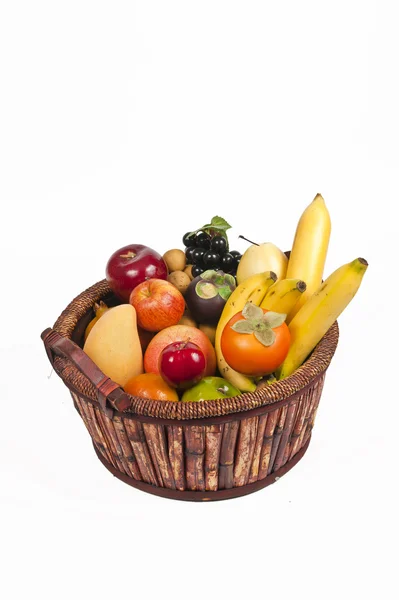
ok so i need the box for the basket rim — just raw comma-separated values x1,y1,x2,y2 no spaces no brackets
52,279,339,421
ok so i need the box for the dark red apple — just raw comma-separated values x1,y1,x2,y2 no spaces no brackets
106,244,168,302
159,341,206,389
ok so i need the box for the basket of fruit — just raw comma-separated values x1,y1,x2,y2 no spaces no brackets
41,195,367,501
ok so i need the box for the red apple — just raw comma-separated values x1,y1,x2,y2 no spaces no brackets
144,324,216,376
159,341,206,389
106,244,168,302
129,278,185,332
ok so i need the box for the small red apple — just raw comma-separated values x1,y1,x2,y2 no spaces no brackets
144,324,216,376
159,341,206,389
106,244,168,302
129,278,185,332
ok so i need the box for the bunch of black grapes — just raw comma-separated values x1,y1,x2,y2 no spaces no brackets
183,232,242,278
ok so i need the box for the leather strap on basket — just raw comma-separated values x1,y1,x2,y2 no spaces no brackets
41,328,131,417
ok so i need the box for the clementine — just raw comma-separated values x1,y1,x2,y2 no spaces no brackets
124,373,179,401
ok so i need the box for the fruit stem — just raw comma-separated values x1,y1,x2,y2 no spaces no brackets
238,235,259,246
120,251,136,259
296,280,307,293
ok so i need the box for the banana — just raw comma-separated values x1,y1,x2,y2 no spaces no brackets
286,193,331,321
277,258,368,380
261,278,307,314
215,271,277,391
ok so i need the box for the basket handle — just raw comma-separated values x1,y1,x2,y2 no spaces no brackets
41,328,131,416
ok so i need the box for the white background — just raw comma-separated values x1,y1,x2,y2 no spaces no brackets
1,1,398,599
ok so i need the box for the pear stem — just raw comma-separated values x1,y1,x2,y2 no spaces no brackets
238,235,259,246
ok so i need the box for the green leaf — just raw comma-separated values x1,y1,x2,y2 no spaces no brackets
255,328,276,347
210,216,232,231
218,286,233,301
242,302,263,321
231,320,255,334
186,216,232,240
263,311,287,329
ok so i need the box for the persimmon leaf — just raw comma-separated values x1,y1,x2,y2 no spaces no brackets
242,303,263,321
255,328,276,347
231,320,255,334
263,311,287,329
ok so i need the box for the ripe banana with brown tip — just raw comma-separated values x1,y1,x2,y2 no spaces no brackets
261,278,307,314
215,271,277,391
277,257,368,380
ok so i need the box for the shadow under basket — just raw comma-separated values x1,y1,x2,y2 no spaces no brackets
41,279,339,502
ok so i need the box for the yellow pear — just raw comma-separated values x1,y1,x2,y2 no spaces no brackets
83,304,143,387
236,242,288,284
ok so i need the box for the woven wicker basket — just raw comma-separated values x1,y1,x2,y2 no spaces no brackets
41,278,339,501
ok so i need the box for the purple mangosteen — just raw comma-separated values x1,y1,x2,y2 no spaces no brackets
185,270,236,325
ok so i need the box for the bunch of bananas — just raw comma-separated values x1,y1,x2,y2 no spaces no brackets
215,194,368,390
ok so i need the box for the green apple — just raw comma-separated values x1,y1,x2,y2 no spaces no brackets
182,376,240,402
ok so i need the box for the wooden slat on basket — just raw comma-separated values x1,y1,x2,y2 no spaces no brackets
281,405,300,467
218,421,239,489
72,394,112,466
143,424,176,490
288,389,312,460
184,426,205,491
142,424,164,486
205,424,223,492
113,415,142,481
297,386,318,452
304,376,324,444
258,407,280,479
273,402,299,472
95,408,130,476
233,417,258,487
124,419,159,486
85,401,119,469
167,425,185,491
268,405,288,474
248,413,268,484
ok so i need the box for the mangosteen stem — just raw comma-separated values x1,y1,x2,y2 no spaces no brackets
238,235,259,246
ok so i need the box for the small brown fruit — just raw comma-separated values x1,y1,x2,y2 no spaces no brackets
178,311,198,328
168,270,191,294
199,324,217,345
184,265,194,280
163,249,186,273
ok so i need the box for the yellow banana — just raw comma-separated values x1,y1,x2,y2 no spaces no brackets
286,193,331,321
261,278,307,314
277,257,368,380
216,271,277,391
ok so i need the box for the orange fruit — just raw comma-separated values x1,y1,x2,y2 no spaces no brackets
124,373,179,402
